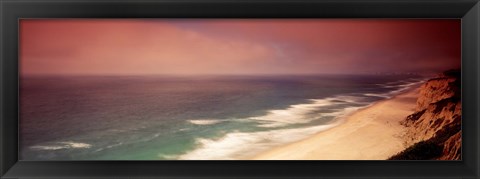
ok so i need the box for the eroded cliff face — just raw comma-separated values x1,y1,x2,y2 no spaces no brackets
438,132,461,160
391,70,461,160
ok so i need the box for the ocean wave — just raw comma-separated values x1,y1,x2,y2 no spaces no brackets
93,142,124,153
158,154,180,160
378,78,423,88
178,124,338,160
387,80,425,95
331,95,369,104
178,105,364,160
250,98,337,127
372,79,426,99
93,132,164,153
30,142,92,151
250,95,367,128
188,119,224,125
363,93,390,98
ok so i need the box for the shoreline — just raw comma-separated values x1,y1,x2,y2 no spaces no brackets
251,86,420,160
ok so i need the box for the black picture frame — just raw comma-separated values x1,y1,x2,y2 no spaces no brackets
1,0,479,178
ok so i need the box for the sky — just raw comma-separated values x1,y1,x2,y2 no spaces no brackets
20,19,461,76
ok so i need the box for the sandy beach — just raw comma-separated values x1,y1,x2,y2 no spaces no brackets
252,87,420,160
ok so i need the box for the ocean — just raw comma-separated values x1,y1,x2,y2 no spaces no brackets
19,74,425,160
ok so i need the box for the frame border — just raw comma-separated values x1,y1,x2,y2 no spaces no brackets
1,0,479,178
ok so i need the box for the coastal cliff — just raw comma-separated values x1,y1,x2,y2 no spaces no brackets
390,69,461,160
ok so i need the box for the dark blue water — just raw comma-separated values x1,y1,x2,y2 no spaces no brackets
20,74,425,160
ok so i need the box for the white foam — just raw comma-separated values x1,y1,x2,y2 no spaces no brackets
249,95,370,128
372,79,426,99
61,142,91,148
188,119,224,125
93,142,124,153
30,145,67,151
333,95,369,104
178,105,364,160
387,80,425,95
178,124,337,160
158,154,180,160
250,99,338,127
364,93,390,98
30,141,92,151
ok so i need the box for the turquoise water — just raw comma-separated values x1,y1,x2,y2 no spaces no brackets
20,75,425,160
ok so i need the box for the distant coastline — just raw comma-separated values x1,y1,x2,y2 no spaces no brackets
252,70,461,160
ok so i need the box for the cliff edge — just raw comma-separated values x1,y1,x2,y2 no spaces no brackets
389,69,461,160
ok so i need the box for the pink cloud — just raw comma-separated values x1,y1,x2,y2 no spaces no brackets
20,19,460,75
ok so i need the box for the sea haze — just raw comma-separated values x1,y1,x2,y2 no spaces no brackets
19,74,425,160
